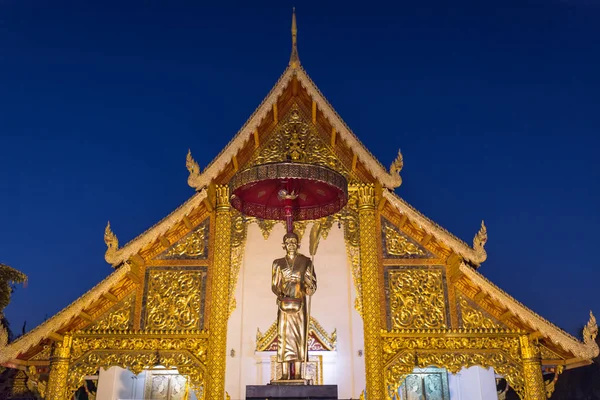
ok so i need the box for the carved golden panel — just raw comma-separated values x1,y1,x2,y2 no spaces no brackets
248,104,349,177
381,218,431,259
385,266,448,330
143,267,207,330
457,293,503,329
382,331,525,400
68,332,207,394
157,221,209,260
88,293,134,331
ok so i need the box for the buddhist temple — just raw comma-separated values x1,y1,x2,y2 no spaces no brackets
0,10,597,400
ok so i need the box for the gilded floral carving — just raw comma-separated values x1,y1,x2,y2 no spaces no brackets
249,104,348,177
457,294,503,329
382,331,525,399
158,222,208,260
381,219,430,258
89,293,134,331
68,332,207,394
385,267,447,329
143,268,207,330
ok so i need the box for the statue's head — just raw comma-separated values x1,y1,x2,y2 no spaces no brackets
282,232,299,253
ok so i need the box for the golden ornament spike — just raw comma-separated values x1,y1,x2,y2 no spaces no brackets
186,149,203,190
289,8,300,68
104,221,119,264
473,220,487,252
583,311,598,348
389,149,404,175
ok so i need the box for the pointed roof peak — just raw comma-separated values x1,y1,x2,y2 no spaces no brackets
289,8,300,68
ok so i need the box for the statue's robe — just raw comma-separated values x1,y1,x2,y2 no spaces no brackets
271,253,317,363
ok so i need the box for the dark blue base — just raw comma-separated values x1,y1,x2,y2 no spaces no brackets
245,384,338,399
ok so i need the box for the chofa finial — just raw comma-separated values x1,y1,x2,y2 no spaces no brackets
186,149,203,190
389,149,404,186
104,221,119,265
583,311,598,345
289,8,300,68
473,220,487,252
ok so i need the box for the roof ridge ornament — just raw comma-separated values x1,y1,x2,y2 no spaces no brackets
583,311,598,351
289,8,300,69
186,149,203,190
389,149,404,186
473,220,487,254
104,221,119,264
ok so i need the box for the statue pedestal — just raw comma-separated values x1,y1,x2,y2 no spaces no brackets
246,384,338,399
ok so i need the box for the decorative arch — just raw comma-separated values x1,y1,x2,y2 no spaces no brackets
67,330,208,396
382,329,526,400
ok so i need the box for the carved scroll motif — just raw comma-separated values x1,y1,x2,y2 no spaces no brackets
382,332,525,400
89,293,134,331
381,219,431,258
249,104,348,178
68,332,207,395
143,268,207,330
158,222,208,260
457,294,503,330
386,267,447,330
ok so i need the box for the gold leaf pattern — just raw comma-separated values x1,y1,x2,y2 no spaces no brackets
387,268,447,329
384,225,426,257
458,294,502,329
144,269,206,330
249,104,348,177
161,224,208,259
89,293,134,331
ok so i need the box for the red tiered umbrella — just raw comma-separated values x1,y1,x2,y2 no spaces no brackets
229,162,348,233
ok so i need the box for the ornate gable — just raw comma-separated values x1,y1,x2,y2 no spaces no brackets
247,104,351,178
87,292,135,331
381,217,434,259
155,220,209,261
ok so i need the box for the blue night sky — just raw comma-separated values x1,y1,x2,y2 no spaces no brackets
0,0,599,337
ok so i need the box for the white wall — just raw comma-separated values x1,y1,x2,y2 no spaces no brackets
448,366,498,400
225,222,365,399
97,367,145,400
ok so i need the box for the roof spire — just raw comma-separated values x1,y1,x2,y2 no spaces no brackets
289,8,300,68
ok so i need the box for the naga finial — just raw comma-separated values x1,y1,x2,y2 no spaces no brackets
583,311,598,345
186,149,203,190
104,221,119,264
289,8,300,68
473,220,488,252
389,149,404,175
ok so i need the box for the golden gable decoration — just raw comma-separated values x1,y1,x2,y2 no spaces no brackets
142,267,207,330
381,218,432,258
457,293,504,330
249,104,348,177
156,220,208,260
88,292,134,331
384,266,449,330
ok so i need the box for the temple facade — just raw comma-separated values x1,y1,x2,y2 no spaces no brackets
0,12,597,400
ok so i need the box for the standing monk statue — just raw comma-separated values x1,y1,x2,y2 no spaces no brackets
271,232,317,381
